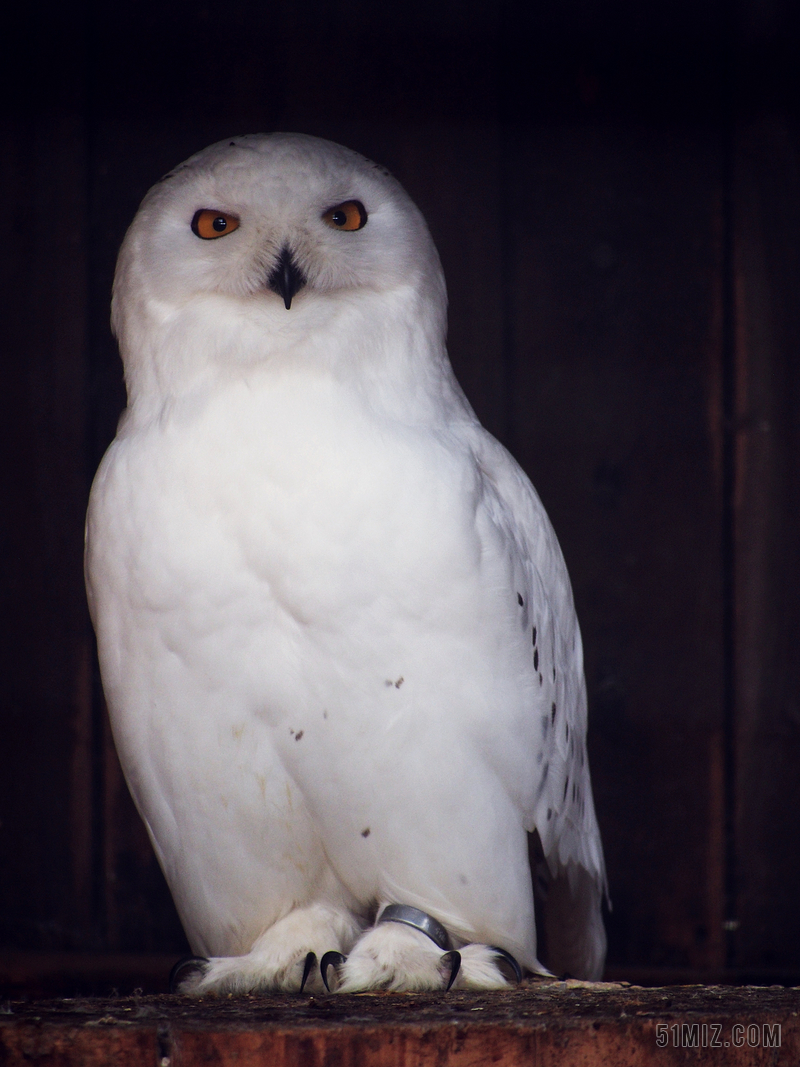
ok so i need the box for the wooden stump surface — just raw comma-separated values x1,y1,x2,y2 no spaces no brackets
1,982,798,1066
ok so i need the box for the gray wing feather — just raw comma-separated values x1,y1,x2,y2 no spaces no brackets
469,424,608,978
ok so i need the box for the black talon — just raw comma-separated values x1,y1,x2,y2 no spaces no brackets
300,951,317,993
320,950,347,992
169,955,209,994
441,949,461,991
489,946,523,985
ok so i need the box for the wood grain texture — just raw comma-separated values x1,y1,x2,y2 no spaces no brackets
732,117,800,971
1,986,798,1066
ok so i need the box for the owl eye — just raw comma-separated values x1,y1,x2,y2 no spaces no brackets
191,209,240,240
322,200,367,231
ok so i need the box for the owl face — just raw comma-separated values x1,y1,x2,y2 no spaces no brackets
111,134,451,413
114,134,441,321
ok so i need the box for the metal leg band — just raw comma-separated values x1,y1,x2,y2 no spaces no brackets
376,904,452,951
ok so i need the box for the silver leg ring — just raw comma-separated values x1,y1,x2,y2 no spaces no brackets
377,904,452,951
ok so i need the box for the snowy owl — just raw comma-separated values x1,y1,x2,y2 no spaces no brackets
85,133,607,994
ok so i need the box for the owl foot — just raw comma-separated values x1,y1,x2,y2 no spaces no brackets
170,947,321,994
332,922,460,992
171,902,361,994
169,955,209,993
322,905,523,992
454,943,523,988
320,946,460,994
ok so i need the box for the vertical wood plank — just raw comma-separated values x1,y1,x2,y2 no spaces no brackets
0,108,94,947
732,116,800,971
504,123,727,971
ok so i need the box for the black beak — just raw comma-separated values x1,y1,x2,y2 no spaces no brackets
268,246,306,310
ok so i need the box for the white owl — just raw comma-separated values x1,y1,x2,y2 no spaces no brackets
85,133,608,994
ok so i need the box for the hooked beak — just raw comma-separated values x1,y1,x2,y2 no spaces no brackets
268,246,306,310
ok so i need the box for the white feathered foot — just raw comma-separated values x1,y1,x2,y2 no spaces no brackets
171,903,363,995
171,903,525,995
321,907,524,993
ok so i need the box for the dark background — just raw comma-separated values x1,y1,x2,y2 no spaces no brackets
1,0,798,992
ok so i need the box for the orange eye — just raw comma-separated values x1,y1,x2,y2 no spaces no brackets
191,209,240,239
322,200,367,231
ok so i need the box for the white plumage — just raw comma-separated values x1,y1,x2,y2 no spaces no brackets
85,133,607,993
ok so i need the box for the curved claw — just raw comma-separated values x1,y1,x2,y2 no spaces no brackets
169,955,209,994
441,949,461,991
319,950,347,992
300,951,317,993
489,946,523,985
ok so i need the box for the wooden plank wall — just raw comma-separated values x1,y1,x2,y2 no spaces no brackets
0,0,797,983
732,118,800,973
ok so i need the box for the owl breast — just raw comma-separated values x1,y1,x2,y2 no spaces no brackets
86,363,542,958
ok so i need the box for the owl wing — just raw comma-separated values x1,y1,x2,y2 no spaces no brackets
467,422,608,978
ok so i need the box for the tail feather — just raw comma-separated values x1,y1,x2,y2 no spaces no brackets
530,831,607,980
541,863,606,980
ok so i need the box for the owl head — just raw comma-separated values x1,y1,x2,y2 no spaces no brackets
112,134,448,407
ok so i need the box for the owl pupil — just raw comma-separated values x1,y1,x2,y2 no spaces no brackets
331,210,347,226
212,216,227,232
